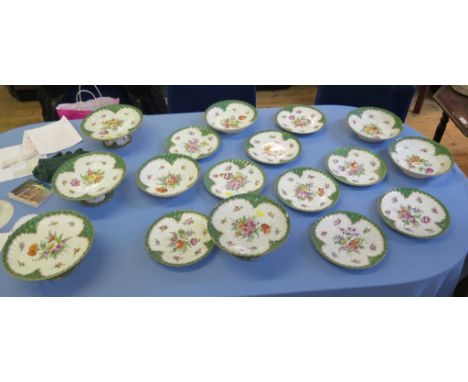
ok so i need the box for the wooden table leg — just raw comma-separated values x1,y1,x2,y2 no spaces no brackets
433,111,449,142
413,85,430,114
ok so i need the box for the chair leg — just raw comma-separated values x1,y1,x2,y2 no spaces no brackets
413,85,430,114
433,112,449,142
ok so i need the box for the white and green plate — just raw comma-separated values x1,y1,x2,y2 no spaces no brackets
81,104,143,148
52,152,126,205
326,147,387,186
2,210,94,281
347,107,403,142
205,99,257,134
389,136,454,178
379,188,450,238
165,125,220,160
137,153,200,197
276,105,326,134
275,168,339,212
204,159,265,199
311,211,387,269
145,210,214,267
245,130,301,165
208,193,290,260
0,200,14,229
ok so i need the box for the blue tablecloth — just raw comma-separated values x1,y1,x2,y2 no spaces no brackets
1,106,467,296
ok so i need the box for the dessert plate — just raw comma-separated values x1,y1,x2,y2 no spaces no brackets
165,125,220,160
52,152,126,205
347,107,403,142
245,130,301,165
389,136,454,178
326,147,387,186
81,104,143,148
276,105,326,134
204,159,265,199
205,100,257,134
379,188,450,238
146,210,214,267
0,200,14,229
275,168,339,212
137,153,200,197
311,211,387,269
208,193,290,260
2,210,94,281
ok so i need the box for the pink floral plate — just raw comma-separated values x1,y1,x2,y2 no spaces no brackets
208,193,290,259
145,210,214,267
326,147,387,186
389,136,454,178
165,126,220,160
204,159,265,199
311,211,388,269
378,188,450,238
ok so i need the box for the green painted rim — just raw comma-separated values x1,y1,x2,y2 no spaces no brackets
164,125,221,160
80,104,143,141
2,209,94,281
346,106,403,141
388,136,455,177
310,210,388,270
136,153,200,197
51,152,127,201
205,99,258,132
275,104,327,135
204,159,266,199
208,193,291,258
377,188,450,239
244,129,302,165
145,210,214,267
274,167,340,212
325,146,388,186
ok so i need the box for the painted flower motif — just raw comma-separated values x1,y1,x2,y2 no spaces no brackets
81,168,105,186
169,228,196,253
222,171,248,191
101,118,124,131
342,160,366,177
231,216,259,241
405,155,433,173
70,178,80,187
221,116,241,129
422,216,431,223
333,218,341,226
333,226,366,254
30,231,70,261
157,173,182,190
294,182,315,202
362,124,383,137
397,205,423,227
370,243,377,251
260,224,271,234
183,217,194,226
184,138,206,153
431,207,438,214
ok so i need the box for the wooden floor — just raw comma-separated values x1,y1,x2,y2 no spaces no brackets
1,85,467,175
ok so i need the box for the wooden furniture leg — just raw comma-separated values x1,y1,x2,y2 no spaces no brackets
433,111,449,142
413,85,430,114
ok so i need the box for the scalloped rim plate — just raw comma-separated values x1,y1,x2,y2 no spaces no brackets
208,193,290,259
205,99,257,134
347,107,403,142
275,167,339,212
204,159,266,199
52,152,126,202
311,211,388,269
378,188,450,238
81,104,143,141
276,105,327,134
389,136,454,178
165,125,221,160
326,147,387,186
2,210,94,281
245,130,301,165
145,210,214,267
136,153,200,197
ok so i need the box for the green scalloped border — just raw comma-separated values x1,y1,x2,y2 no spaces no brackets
274,167,340,212
136,153,200,197
325,146,388,186
80,104,143,141
165,125,221,160
2,209,94,281
207,193,291,259
388,136,455,177
145,210,214,267
204,99,258,133
377,188,450,239
310,210,388,270
346,106,403,142
244,129,302,165
275,104,327,135
51,152,127,201
204,159,266,199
